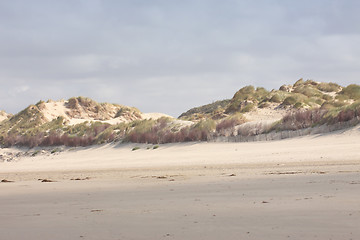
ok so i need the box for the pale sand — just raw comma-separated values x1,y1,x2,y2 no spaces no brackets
41,100,174,126
1,125,360,239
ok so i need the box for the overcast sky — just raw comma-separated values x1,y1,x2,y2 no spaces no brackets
0,0,359,117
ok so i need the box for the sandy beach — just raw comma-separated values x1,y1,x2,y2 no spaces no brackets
1,125,360,240
2,1,360,239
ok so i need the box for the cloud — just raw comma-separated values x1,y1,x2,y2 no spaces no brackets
11,85,30,96
0,0,359,116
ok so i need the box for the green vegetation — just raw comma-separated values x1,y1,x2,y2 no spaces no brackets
317,82,341,92
31,150,40,157
282,96,297,106
293,85,323,98
51,148,61,154
179,80,356,121
225,86,269,113
132,146,140,151
115,106,142,119
293,78,305,87
294,102,303,109
179,100,231,120
3,105,46,135
193,119,216,132
1,81,359,148
269,94,282,103
339,84,360,100
258,102,270,108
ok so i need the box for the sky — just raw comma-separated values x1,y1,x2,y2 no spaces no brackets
0,0,359,117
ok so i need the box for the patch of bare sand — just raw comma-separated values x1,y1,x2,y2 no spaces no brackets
41,100,175,126
243,103,289,122
0,171,359,240
1,125,360,240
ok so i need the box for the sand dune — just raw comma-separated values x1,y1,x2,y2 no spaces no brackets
0,110,10,122
1,125,359,175
40,100,174,126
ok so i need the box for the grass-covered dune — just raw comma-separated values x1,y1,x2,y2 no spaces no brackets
1,80,359,147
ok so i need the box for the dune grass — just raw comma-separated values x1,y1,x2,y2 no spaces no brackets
1,81,359,147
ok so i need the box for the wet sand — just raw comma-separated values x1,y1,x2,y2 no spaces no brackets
1,172,360,240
